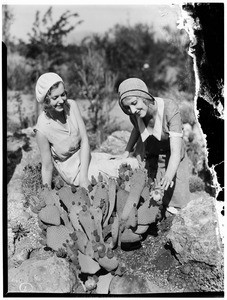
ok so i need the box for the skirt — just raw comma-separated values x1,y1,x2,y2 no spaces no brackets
53,150,139,186
146,152,190,209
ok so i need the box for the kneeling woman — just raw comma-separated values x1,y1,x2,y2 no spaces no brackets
34,72,138,190
118,78,190,214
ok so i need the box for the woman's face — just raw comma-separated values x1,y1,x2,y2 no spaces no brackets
48,82,67,112
122,96,148,118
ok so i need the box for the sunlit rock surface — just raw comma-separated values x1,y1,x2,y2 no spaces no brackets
167,192,223,266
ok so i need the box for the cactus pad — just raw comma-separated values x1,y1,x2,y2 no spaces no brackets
33,160,167,293
46,225,71,251
96,273,114,294
78,251,100,274
137,200,159,225
103,178,116,227
120,228,142,243
98,256,119,272
38,205,61,226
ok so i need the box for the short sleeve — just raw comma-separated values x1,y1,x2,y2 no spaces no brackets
33,112,48,137
165,99,183,137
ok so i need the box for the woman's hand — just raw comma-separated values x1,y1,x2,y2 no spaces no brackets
160,175,174,190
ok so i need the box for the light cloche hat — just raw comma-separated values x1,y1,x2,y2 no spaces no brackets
118,78,153,114
35,72,63,103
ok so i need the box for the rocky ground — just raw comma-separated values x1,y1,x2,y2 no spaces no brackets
113,215,224,295
6,129,224,296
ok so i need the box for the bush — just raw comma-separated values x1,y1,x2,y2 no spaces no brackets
186,140,206,176
189,175,205,193
22,162,60,207
22,163,43,207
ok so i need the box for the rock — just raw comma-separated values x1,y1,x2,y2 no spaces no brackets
29,248,54,260
8,228,15,259
8,216,42,267
215,200,224,241
167,192,223,266
8,256,77,293
8,197,25,225
109,274,163,294
97,130,131,155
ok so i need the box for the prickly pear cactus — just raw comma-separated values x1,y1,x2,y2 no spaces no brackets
33,162,165,293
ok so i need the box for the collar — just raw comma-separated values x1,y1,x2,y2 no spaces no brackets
137,97,164,142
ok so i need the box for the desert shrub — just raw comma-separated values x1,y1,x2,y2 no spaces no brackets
22,162,60,207
189,175,205,193
7,91,37,133
74,47,118,148
186,140,206,176
7,53,33,91
179,101,197,125
22,163,43,207
7,118,22,133
160,88,196,125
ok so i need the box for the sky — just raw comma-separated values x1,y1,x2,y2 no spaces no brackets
5,3,183,44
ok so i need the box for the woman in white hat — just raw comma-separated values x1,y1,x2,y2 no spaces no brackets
34,72,139,189
118,78,190,214
35,72,92,189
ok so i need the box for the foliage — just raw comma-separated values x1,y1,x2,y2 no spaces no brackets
22,163,43,207
74,44,119,147
12,223,30,241
2,5,14,48
160,88,196,125
7,7,196,150
185,136,215,196
98,23,194,94
26,7,82,61
186,139,206,176
21,7,83,90
189,175,205,193
31,163,164,293
7,53,34,91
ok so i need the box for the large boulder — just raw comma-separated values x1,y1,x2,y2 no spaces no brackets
167,192,223,266
8,256,77,293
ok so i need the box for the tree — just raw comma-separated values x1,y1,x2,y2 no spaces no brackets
88,23,194,96
2,5,14,48
26,7,83,70
24,6,83,120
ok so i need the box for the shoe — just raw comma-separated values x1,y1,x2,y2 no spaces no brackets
166,206,179,215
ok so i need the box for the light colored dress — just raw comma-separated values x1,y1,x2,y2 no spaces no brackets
35,99,138,186
131,97,190,209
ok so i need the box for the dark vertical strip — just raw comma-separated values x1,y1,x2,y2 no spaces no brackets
2,41,8,296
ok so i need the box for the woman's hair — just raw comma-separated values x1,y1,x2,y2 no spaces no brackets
43,81,65,111
121,95,155,115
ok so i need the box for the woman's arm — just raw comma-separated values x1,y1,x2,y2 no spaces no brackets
160,136,182,190
36,131,53,187
124,127,140,157
72,101,91,189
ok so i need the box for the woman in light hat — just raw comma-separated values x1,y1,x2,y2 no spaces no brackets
34,72,92,189
118,78,190,214
34,72,138,189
